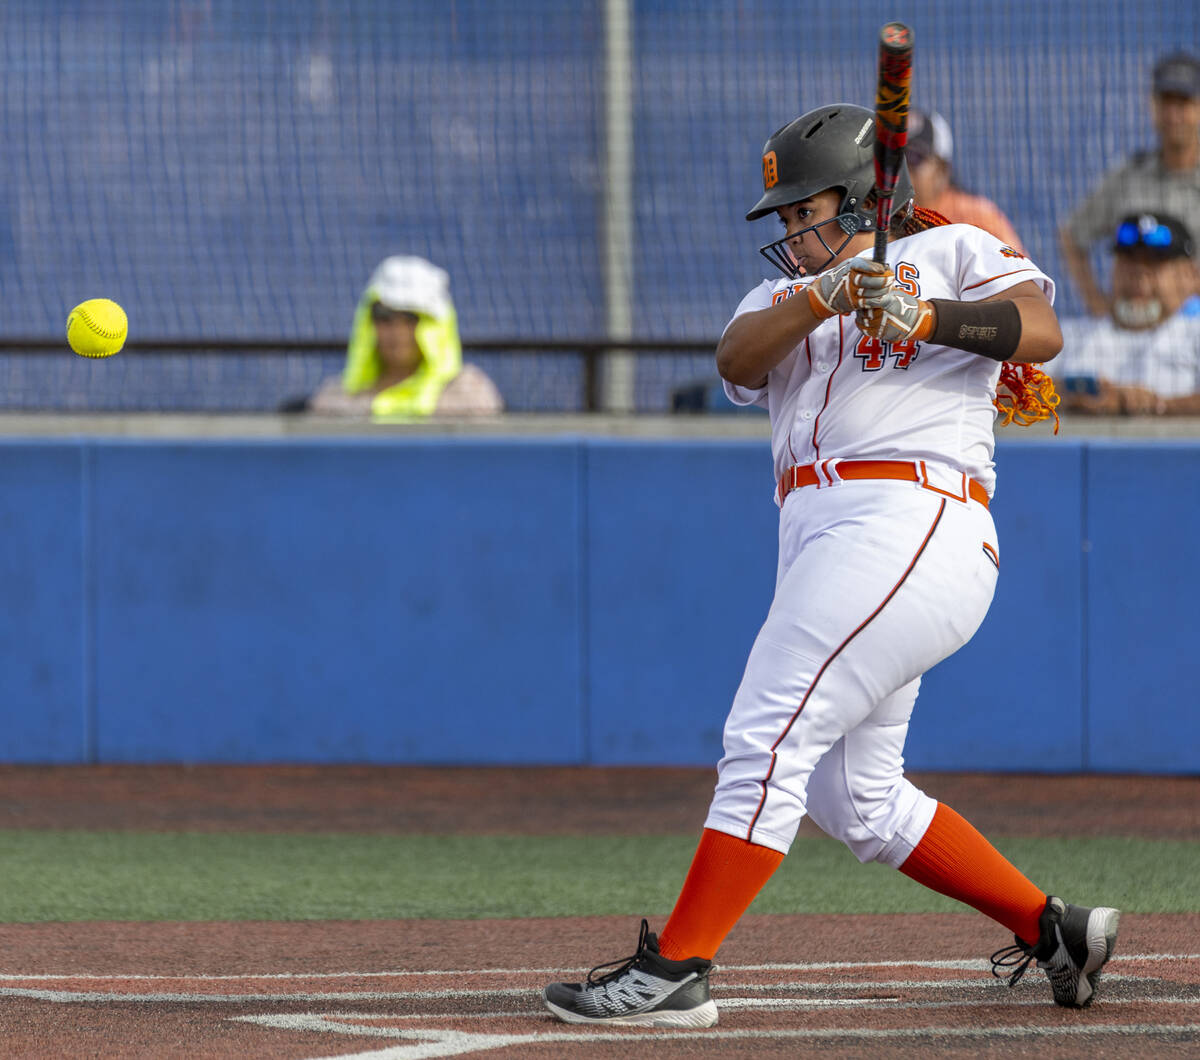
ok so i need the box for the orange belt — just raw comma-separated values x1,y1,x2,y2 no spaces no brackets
777,459,990,509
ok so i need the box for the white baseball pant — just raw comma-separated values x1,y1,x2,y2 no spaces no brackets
704,475,1000,866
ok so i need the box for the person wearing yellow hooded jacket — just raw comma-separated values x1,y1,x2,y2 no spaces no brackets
308,255,503,419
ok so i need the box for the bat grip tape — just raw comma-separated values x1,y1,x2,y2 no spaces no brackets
928,298,1022,362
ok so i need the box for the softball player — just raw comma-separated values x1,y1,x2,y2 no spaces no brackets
544,104,1119,1028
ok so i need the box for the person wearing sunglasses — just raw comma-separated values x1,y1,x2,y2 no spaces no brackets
1055,212,1200,415
1059,51,1200,318
306,255,503,419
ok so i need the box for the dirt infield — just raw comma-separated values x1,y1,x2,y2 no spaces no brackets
1,765,1197,837
0,766,1197,1057
1,914,1197,1058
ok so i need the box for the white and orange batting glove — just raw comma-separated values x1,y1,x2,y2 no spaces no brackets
851,261,936,343
806,257,888,320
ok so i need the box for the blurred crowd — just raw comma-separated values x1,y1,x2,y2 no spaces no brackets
300,50,1200,422
904,50,1200,419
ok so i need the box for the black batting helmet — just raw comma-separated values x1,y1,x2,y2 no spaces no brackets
746,103,914,231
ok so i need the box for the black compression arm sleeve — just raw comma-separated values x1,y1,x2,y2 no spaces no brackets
927,298,1022,362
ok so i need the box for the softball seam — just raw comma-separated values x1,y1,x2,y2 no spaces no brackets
70,308,124,340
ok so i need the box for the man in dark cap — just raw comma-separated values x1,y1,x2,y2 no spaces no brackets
1059,52,1200,317
1055,211,1200,415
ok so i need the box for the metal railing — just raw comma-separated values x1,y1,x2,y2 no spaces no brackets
0,336,718,413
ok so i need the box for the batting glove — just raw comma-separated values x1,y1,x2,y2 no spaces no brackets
855,285,936,344
848,259,895,300
806,257,888,320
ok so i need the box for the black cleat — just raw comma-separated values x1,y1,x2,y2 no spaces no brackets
991,895,1121,1007
543,919,718,1027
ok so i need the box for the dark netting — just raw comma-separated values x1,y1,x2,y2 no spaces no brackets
0,1,1195,410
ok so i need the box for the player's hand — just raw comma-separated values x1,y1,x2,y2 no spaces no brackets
847,259,895,301
806,257,887,320
855,285,936,344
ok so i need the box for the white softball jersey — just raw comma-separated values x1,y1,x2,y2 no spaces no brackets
705,223,1054,859
722,223,1055,500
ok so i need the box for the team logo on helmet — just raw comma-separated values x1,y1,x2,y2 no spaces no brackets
762,151,779,190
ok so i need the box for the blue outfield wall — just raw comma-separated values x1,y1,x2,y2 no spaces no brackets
0,436,1195,773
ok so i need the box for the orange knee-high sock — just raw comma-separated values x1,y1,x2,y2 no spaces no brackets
657,827,785,961
899,802,1046,944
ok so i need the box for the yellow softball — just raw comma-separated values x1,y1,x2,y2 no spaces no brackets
66,298,128,358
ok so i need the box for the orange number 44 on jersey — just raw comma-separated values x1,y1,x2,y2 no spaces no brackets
855,334,920,370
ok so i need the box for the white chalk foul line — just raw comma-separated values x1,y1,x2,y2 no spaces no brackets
228,1013,1200,1060
0,973,1170,1006
230,993,1200,1020
1,959,1192,1060
732,953,1200,972
0,952,1192,983
0,987,533,1003
1,951,1192,1060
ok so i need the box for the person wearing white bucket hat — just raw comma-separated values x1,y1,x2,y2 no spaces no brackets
307,255,502,419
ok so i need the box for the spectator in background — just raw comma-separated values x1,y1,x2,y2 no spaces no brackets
307,255,503,418
1059,51,1200,317
1054,212,1200,415
905,108,1026,251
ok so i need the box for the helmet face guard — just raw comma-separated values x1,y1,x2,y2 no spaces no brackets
758,212,864,279
747,104,913,277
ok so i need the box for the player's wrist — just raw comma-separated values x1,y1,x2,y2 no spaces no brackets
806,285,837,321
912,299,936,341
927,299,1022,362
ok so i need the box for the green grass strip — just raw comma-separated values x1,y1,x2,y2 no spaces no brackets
0,830,1194,923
